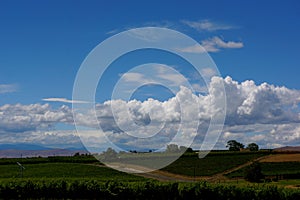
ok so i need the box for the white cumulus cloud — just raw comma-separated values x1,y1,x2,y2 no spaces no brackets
182,19,236,32
178,36,243,53
1,76,300,150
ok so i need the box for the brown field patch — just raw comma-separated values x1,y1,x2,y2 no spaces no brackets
260,154,300,162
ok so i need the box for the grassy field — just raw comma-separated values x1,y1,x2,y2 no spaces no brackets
161,152,267,176
0,162,145,181
0,155,99,165
1,152,300,198
1,152,300,182
227,162,300,178
0,152,270,178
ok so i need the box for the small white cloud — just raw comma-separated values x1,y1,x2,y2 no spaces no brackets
182,19,236,32
176,44,212,53
157,73,187,86
42,98,89,104
177,36,243,53
106,29,120,35
0,84,17,94
202,36,243,51
223,131,233,139
127,28,170,42
211,36,244,48
120,72,148,83
117,64,190,92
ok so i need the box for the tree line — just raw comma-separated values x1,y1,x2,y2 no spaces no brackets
226,140,259,151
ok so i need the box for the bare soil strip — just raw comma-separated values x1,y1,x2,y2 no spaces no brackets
259,154,300,162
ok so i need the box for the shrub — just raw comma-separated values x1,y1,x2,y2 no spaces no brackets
244,162,265,183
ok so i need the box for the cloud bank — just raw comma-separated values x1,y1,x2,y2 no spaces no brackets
0,76,300,150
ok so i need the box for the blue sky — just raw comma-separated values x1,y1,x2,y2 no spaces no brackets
1,0,299,104
0,1,300,151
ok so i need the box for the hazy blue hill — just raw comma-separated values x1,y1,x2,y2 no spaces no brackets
0,143,50,150
274,146,300,152
0,143,89,158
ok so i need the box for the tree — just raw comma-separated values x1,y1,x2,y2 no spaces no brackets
247,143,259,151
179,146,193,153
226,140,244,151
244,162,264,182
103,147,117,161
166,144,179,153
186,147,194,153
73,152,80,157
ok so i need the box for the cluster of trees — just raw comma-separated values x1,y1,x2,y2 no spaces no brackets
101,140,258,162
101,144,194,161
102,147,118,161
166,144,193,153
226,140,259,152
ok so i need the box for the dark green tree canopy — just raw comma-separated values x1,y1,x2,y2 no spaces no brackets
179,146,193,153
247,143,259,151
226,140,245,151
244,162,264,183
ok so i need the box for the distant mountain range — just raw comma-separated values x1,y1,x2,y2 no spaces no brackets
0,143,51,151
0,143,89,158
273,146,300,152
1,144,300,158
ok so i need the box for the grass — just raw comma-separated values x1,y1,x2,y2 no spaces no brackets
0,155,99,165
161,152,267,176
2,152,299,182
0,163,145,181
227,162,300,178
1,152,300,199
273,179,300,187
261,162,300,175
